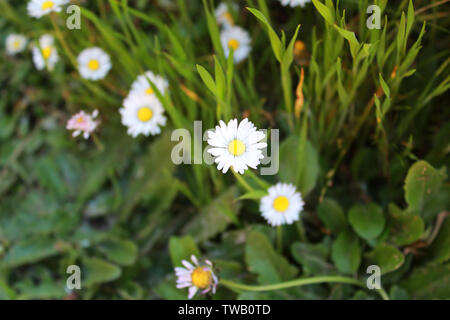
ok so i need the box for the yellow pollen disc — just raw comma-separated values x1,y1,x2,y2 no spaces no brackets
76,117,85,123
191,267,212,289
228,139,245,156
42,1,54,10
223,12,234,25
42,47,52,59
13,41,20,48
137,107,153,122
273,196,290,212
88,59,100,71
228,39,240,50
145,88,154,95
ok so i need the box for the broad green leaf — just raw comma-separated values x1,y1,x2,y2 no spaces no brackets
245,231,298,284
278,136,319,196
365,243,405,275
2,238,60,268
82,257,122,287
331,229,361,274
291,242,334,275
182,186,241,242
97,239,138,266
317,198,347,234
426,216,450,264
348,203,385,240
401,264,450,299
387,203,424,246
168,235,200,268
404,160,447,221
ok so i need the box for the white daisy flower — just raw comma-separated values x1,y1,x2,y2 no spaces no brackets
27,0,70,18
129,71,168,97
207,118,267,174
215,3,238,29
5,34,28,55
278,0,311,7
66,109,99,139
77,47,112,81
120,93,167,137
260,183,305,227
31,34,59,71
175,255,218,299
220,26,251,64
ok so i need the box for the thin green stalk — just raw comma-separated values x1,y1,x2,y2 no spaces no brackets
276,226,283,253
220,277,390,300
232,170,254,192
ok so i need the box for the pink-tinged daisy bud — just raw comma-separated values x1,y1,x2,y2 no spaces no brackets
66,110,100,140
175,255,218,299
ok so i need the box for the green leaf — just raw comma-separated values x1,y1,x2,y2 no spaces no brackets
97,239,138,266
247,7,283,62
331,229,361,274
82,257,122,287
182,186,241,242
387,203,424,246
168,235,200,268
348,203,385,240
317,198,347,234
312,0,334,25
404,160,447,221
196,64,217,95
2,238,60,268
237,189,267,200
426,216,450,264
365,243,405,275
278,137,319,196
291,242,334,276
245,231,298,284
378,73,390,99
401,264,450,299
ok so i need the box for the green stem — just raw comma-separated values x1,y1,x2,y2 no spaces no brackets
231,170,254,192
276,226,283,253
220,277,390,300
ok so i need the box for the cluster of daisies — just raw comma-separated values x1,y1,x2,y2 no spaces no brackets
7,1,309,300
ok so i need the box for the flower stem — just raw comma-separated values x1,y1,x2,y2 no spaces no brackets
276,226,283,253
231,169,254,192
220,276,390,300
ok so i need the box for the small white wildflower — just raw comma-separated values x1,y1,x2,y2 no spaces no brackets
260,183,305,226
175,255,218,299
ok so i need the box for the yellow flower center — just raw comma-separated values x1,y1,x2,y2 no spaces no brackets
42,1,54,10
228,139,245,156
145,88,154,95
137,107,153,122
13,40,20,48
88,59,100,71
228,39,240,50
191,267,212,289
223,12,234,26
42,47,52,59
273,196,290,212
76,116,85,123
